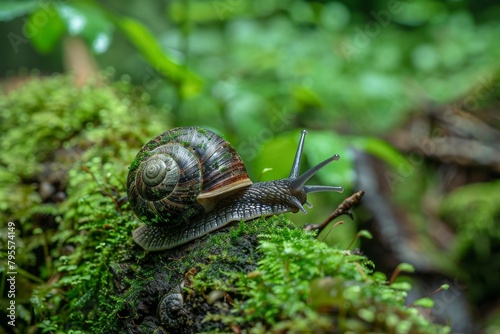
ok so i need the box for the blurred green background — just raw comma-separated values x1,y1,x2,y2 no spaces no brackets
1,0,499,333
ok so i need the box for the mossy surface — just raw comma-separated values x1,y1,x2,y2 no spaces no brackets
0,73,168,333
101,216,449,333
0,75,449,333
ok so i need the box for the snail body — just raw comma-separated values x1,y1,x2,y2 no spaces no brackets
128,126,343,251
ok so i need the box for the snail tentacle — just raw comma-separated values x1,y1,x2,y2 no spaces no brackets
289,130,308,178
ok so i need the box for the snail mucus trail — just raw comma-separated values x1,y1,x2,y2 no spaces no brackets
127,127,344,251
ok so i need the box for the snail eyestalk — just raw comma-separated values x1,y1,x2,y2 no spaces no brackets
290,154,344,195
289,130,308,178
288,130,343,195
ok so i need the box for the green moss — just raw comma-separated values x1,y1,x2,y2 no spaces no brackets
92,214,447,333
196,142,206,150
158,129,183,145
196,127,209,136
191,217,448,333
0,74,169,333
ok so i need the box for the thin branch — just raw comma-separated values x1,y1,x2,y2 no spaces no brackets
304,190,365,233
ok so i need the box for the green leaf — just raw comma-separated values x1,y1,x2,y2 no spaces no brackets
292,86,323,107
26,7,65,53
115,16,203,97
252,133,298,180
357,230,373,240
411,297,435,308
0,1,38,21
57,3,113,54
372,271,387,282
390,281,412,291
352,137,412,171
358,308,375,322
396,263,416,274
304,131,354,188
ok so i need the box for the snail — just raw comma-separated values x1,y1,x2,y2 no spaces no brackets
127,126,343,251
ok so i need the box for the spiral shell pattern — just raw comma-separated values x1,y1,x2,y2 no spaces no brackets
158,292,184,326
127,127,251,231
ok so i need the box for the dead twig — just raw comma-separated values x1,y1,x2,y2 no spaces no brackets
304,190,365,234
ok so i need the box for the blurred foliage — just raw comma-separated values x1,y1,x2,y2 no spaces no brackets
2,0,499,135
439,181,500,304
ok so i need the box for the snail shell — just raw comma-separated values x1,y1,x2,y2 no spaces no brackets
128,127,343,251
157,291,185,328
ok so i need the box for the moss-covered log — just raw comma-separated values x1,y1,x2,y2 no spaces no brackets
0,75,449,334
